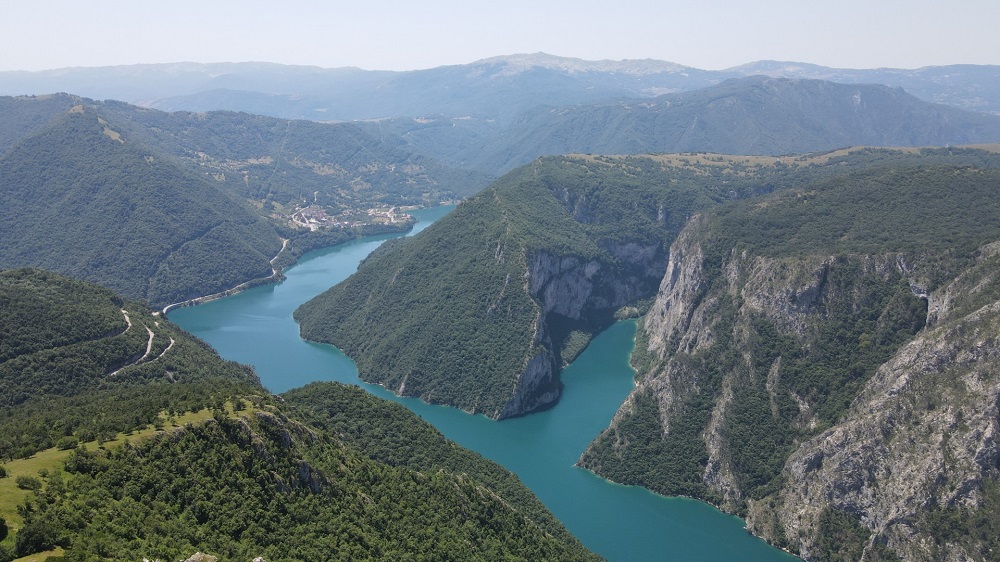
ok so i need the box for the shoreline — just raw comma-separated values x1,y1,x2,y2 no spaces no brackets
160,215,423,316
161,237,290,316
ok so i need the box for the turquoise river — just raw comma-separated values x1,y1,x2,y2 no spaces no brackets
170,206,797,562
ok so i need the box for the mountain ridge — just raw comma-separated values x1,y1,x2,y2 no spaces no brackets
0,269,599,561
296,147,1000,560
4,54,997,121
0,94,486,307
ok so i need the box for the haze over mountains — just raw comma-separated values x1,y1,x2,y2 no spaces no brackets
3,54,998,119
5,54,1000,182
4,51,1000,561
3,54,998,309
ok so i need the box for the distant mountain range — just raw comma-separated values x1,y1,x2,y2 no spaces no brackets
392,76,1000,175
3,61,1000,306
0,94,486,307
1,53,997,121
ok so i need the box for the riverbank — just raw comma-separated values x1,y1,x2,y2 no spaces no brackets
170,206,796,562
160,218,424,315
160,238,289,315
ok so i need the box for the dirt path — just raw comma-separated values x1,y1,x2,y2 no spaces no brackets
108,325,174,378
161,237,289,315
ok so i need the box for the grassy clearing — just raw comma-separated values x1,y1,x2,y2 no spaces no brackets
0,402,257,535
12,547,65,561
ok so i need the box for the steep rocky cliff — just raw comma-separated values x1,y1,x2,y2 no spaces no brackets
747,246,1000,561
497,243,668,418
298,149,1000,427
296,157,677,419
294,154,751,418
581,158,1000,560
581,221,928,505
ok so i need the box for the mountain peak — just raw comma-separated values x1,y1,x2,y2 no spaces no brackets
472,52,691,76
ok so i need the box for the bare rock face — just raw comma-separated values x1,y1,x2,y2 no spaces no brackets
496,310,560,419
585,214,1000,559
747,249,1000,561
496,243,666,418
643,216,711,355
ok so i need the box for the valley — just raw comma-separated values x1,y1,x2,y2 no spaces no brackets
2,51,1000,561
0,265,597,561
169,209,796,561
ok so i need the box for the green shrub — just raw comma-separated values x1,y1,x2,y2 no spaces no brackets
15,475,41,491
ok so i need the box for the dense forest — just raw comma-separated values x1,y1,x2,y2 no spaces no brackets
294,148,1000,419
0,94,487,309
296,147,1000,560
0,110,282,308
294,152,805,417
0,269,598,561
0,268,260,460
0,94,487,209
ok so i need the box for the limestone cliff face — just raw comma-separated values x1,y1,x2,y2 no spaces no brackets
527,247,664,320
584,213,1000,559
496,310,559,419
747,247,1000,561
496,242,667,418
581,212,1000,560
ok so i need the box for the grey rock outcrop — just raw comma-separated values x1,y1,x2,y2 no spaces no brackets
584,216,1000,559
497,241,667,418
747,245,1000,561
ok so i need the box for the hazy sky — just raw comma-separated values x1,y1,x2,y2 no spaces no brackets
1,0,996,71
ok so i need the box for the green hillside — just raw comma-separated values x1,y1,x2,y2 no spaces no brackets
294,151,874,418
0,94,489,208
296,163,571,416
393,77,1000,176
0,95,492,308
0,109,283,307
0,268,260,461
0,269,598,561
296,148,1000,419
95,99,489,208
296,146,1000,559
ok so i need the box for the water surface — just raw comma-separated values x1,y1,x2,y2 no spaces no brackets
171,207,796,561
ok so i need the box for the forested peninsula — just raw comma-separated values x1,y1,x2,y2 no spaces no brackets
297,147,1000,560
0,269,598,561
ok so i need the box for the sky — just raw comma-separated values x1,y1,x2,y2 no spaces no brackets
0,0,997,72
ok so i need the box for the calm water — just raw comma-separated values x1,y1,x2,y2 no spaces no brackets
171,206,796,562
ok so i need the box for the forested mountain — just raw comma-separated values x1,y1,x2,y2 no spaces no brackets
579,153,1000,560
351,76,1000,177
294,154,718,418
0,269,598,561
293,148,976,419
3,59,999,184
0,109,283,307
727,60,1000,114
449,76,1000,175
296,147,1000,560
0,95,486,307
0,268,261,461
0,94,487,209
